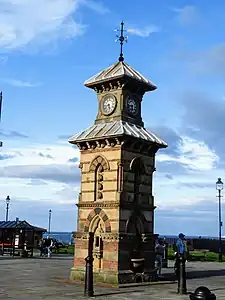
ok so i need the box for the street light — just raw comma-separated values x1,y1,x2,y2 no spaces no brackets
5,195,10,222
48,209,52,235
216,178,223,262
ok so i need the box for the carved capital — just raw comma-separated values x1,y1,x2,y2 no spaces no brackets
73,231,89,239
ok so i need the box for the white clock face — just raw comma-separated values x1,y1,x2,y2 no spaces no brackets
126,97,137,115
102,94,117,115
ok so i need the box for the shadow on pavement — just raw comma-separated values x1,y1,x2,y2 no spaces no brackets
162,268,225,281
211,287,225,291
94,289,142,297
187,269,225,279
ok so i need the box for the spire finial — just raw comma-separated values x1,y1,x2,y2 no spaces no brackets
115,21,128,62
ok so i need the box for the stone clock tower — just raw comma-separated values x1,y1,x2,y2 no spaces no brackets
69,23,167,285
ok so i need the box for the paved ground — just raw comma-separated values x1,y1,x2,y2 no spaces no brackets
1,256,225,299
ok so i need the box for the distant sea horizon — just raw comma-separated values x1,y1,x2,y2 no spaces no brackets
43,232,73,244
43,232,223,244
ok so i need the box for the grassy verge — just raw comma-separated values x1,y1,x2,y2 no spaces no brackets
168,247,225,262
56,244,74,255
56,245,225,262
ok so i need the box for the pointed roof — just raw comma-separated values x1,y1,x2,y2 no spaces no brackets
69,120,167,148
84,61,157,91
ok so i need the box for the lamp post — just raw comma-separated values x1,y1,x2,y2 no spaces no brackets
48,209,52,235
216,178,223,262
5,195,10,222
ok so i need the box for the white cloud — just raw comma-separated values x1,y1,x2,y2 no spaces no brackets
0,0,86,51
1,164,80,183
0,176,80,219
171,5,198,26
0,56,8,64
0,134,222,222
53,186,80,204
154,136,220,208
2,78,42,87
0,141,80,205
157,136,218,171
0,129,28,138
0,143,79,166
127,25,160,38
79,0,109,14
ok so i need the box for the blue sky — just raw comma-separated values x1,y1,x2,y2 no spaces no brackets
0,0,225,236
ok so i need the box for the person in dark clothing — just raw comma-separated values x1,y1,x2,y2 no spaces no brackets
38,239,44,257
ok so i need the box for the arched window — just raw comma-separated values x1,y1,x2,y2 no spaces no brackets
89,155,109,202
130,157,145,204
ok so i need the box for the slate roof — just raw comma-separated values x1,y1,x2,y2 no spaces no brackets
84,61,157,91
0,220,46,232
69,120,167,148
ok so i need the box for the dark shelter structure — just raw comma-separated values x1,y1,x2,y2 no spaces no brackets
0,218,46,256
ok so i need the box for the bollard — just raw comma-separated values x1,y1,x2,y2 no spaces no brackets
176,255,187,294
163,241,168,268
84,232,94,297
189,286,216,300
84,256,94,297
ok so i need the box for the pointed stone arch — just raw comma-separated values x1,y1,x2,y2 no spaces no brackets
130,157,145,204
89,155,110,172
130,156,145,174
89,215,104,233
125,212,148,234
84,208,111,233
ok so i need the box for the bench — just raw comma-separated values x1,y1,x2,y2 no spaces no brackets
0,247,33,257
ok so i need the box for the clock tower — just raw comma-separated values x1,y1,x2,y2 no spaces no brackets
69,22,167,285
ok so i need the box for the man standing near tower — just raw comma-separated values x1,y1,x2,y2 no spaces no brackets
175,233,187,294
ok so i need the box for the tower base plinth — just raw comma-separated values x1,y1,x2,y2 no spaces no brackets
70,267,158,286
70,267,119,285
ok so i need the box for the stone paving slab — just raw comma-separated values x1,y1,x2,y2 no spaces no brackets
0,257,225,299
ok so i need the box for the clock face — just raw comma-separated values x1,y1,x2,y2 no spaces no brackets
102,94,117,115
126,97,138,115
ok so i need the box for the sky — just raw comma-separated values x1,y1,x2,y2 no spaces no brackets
0,0,225,236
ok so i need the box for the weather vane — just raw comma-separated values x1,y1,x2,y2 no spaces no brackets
115,21,128,62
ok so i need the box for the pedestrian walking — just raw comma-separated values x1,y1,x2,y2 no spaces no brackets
45,236,53,258
155,238,165,276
